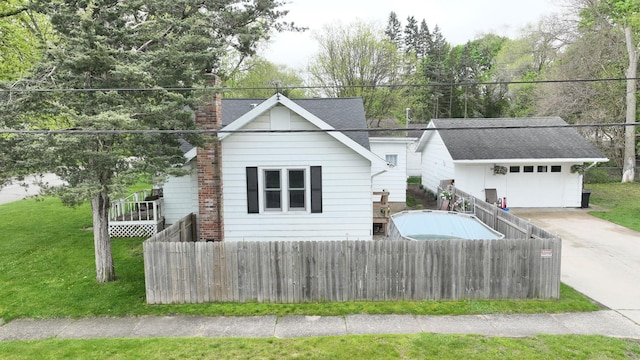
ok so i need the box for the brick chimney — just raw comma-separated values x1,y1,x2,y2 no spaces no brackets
195,74,224,241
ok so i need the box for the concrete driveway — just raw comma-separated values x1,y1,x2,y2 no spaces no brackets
0,174,64,206
510,207,640,325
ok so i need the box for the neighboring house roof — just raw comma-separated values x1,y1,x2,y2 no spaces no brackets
367,118,425,139
221,97,370,149
416,117,608,163
179,138,195,154
368,118,403,138
407,123,428,139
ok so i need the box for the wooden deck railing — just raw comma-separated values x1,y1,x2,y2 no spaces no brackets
109,189,164,238
109,190,163,223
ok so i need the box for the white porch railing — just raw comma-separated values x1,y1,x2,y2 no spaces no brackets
109,190,164,238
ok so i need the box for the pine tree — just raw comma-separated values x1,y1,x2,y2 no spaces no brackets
404,16,419,54
0,0,48,80
384,11,403,50
416,19,431,59
1,0,292,282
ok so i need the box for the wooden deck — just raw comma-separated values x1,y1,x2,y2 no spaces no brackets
373,191,390,236
109,190,164,238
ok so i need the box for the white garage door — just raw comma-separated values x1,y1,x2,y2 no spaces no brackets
505,165,564,207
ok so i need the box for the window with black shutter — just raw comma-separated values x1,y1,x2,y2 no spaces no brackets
310,166,322,213
246,167,259,213
245,166,322,213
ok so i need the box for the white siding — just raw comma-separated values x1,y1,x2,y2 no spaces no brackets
162,162,198,226
222,108,373,241
455,165,491,201
420,131,455,194
419,129,585,207
562,166,583,207
370,140,408,202
454,163,583,208
501,163,581,207
406,140,422,177
270,105,290,130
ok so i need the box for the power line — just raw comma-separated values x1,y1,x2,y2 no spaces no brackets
0,77,639,94
0,122,637,135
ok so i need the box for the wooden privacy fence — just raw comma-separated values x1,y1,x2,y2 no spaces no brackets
146,213,196,243
474,203,554,240
143,231,561,304
436,186,558,240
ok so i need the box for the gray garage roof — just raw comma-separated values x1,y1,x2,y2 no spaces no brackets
431,117,607,161
222,97,370,149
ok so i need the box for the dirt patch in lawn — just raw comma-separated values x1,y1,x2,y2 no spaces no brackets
406,184,437,210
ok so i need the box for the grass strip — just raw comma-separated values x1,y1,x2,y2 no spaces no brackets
0,334,639,359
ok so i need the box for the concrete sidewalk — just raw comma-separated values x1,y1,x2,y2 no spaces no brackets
1,311,640,341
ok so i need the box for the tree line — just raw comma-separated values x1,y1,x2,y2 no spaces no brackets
303,1,639,180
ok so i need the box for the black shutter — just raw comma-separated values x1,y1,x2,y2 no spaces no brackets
310,166,322,213
246,167,259,213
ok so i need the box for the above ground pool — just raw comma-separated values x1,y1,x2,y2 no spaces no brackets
389,210,504,240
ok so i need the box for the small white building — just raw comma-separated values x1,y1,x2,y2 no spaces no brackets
406,125,426,177
163,94,389,241
416,117,608,208
406,140,423,177
369,136,415,203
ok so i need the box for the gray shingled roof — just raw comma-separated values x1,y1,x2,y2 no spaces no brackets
407,123,427,139
222,98,370,149
367,119,424,138
431,117,606,160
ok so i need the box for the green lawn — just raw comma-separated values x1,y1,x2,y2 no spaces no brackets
1,334,639,360
0,196,599,322
587,182,640,231
2,185,639,358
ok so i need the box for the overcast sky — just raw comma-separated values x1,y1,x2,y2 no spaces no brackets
262,0,562,69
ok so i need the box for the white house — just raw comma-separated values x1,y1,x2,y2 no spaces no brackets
406,125,426,177
416,117,608,208
162,94,390,241
368,120,423,179
406,140,422,177
369,136,415,203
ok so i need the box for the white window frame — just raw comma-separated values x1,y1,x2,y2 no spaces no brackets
263,169,283,211
287,169,307,211
385,154,398,167
259,167,311,213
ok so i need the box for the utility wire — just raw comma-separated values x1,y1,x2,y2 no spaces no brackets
0,123,637,135
1,77,639,93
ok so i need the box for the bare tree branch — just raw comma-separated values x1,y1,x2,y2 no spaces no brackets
136,25,174,53
0,7,28,19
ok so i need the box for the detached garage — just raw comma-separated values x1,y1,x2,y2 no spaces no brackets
416,117,608,208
